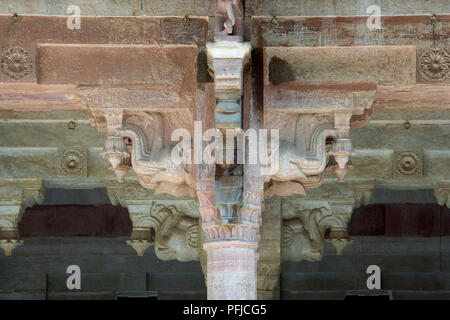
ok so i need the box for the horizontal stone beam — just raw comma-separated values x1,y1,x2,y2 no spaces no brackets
264,46,416,86
0,15,207,83
0,84,82,111
248,1,450,17
252,15,450,48
374,84,450,110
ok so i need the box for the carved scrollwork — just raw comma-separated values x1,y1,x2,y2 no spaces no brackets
264,115,338,198
126,202,199,261
102,112,194,197
281,200,353,262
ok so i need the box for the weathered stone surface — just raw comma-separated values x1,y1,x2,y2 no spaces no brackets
0,1,449,301
374,84,450,110
344,149,393,180
257,198,281,299
204,241,258,300
37,44,197,87
161,17,208,45
3,0,450,17
0,120,104,147
144,0,215,16
264,46,416,85
252,15,450,48
0,15,207,83
0,84,81,111
1,0,142,16
264,84,375,113
248,0,450,17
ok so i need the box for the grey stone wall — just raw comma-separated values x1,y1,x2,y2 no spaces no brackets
281,236,450,300
2,235,450,299
0,237,206,300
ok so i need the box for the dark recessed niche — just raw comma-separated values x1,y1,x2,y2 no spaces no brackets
19,204,131,237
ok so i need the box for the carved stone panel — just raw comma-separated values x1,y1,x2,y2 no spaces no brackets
418,47,450,81
393,151,423,178
0,46,33,80
57,146,88,177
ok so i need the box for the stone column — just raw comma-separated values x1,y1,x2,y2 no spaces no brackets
200,2,259,299
204,240,258,300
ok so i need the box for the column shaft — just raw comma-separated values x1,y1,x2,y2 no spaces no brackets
204,241,257,300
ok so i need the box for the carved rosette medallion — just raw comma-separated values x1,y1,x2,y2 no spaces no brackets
393,151,423,178
419,47,450,80
0,46,33,80
57,146,88,177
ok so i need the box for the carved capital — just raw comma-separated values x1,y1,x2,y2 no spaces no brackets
352,181,375,208
325,202,354,255
257,263,280,300
435,180,450,208
123,200,200,261
206,41,251,101
203,223,259,243
0,179,45,256
281,199,354,262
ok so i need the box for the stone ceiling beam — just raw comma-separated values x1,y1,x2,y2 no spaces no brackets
252,15,450,48
0,84,81,111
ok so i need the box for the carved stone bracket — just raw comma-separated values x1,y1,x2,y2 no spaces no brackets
105,180,199,260
76,45,198,197
264,47,376,196
264,86,375,197
0,179,45,256
279,181,375,263
257,263,280,300
435,180,450,208
281,198,357,262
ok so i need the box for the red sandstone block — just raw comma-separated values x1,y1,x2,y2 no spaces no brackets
37,44,197,89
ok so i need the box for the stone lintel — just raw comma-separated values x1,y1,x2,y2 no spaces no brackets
264,83,376,115
0,83,81,111
374,84,450,111
252,15,450,48
264,46,416,86
37,44,197,88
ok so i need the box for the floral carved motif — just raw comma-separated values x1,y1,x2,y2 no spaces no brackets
57,146,87,177
419,47,450,80
0,46,33,80
393,151,423,178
